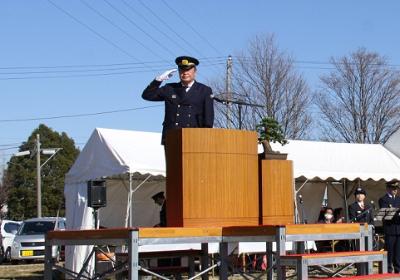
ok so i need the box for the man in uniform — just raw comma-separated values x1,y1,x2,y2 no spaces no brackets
379,181,400,273
142,56,214,145
151,191,166,227
349,187,374,225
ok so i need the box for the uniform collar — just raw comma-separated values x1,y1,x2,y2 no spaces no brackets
181,80,195,89
387,193,395,199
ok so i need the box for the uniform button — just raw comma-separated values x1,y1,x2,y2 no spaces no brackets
189,105,192,108
186,124,190,127
188,114,191,117
175,123,179,126
176,113,180,116
177,105,181,108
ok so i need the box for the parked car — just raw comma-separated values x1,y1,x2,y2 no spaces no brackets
0,220,22,263
11,217,66,263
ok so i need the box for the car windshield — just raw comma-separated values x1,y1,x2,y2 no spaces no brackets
4,222,21,234
19,221,56,235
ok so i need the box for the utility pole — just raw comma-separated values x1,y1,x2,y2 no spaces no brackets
15,135,61,218
36,134,42,218
226,55,233,128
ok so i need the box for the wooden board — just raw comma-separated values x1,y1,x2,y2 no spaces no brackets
261,159,294,225
165,128,259,227
285,223,360,235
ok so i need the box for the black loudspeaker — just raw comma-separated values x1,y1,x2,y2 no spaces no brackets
87,180,107,209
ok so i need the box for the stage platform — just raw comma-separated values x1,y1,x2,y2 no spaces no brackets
44,223,374,280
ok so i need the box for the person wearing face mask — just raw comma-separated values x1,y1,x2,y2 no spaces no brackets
379,181,400,273
142,56,214,145
348,187,374,225
316,207,344,252
319,207,335,223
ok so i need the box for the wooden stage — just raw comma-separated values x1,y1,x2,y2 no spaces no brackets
44,223,376,280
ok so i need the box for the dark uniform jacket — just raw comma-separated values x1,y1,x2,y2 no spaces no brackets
348,202,374,225
378,193,400,235
160,202,166,227
142,80,214,144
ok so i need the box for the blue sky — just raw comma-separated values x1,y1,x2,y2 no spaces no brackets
1,0,400,167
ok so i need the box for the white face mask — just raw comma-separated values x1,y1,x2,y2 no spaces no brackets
324,213,333,220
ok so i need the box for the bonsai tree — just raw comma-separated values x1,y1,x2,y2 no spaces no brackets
256,117,288,155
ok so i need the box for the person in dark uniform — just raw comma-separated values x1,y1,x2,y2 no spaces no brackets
151,191,166,227
378,181,400,273
142,56,214,145
349,187,374,225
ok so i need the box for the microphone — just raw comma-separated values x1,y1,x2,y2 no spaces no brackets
298,194,304,204
211,95,232,104
370,200,376,210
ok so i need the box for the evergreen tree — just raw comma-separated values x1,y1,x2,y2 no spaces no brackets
5,124,79,220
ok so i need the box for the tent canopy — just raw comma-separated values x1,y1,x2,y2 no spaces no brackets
270,140,400,181
65,128,165,184
67,128,400,184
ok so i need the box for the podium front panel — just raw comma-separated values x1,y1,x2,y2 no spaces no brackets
261,159,295,225
166,128,259,227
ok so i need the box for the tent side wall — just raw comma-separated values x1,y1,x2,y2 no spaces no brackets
64,182,95,276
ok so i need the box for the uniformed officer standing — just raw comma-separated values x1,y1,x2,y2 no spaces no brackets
348,187,374,224
378,181,400,273
349,187,375,275
142,56,214,145
151,191,166,227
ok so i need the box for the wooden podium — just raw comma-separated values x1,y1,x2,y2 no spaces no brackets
260,159,294,225
165,128,259,227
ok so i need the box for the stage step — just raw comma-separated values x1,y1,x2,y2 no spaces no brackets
280,251,387,280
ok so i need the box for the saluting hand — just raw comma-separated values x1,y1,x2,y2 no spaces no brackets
156,69,177,82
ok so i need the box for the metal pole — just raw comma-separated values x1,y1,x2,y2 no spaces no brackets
129,173,133,227
238,104,242,129
36,134,42,218
226,55,232,128
343,179,349,222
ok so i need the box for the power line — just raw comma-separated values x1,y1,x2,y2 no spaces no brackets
161,0,223,57
0,105,163,123
0,65,168,75
0,61,225,80
80,0,166,64
0,57,225,70
0,143,23,147
137,0,206,57
47,0,141,62
234,56,400,69
0,146,19,151
102,0,176,57
120,0,191,55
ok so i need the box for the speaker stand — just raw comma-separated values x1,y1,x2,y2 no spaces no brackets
93,208,100,229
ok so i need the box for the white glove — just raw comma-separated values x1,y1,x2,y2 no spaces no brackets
156,69,177,82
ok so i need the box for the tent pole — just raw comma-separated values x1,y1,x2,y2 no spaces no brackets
129,173,133,227
343,179,349,222
294,179,309,224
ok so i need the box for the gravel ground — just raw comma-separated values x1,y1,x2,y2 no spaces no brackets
0,263,44,280
0,262,395,280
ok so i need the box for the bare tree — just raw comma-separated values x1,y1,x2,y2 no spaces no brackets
0,170,9,218
316,48,400,143
211,35,312,139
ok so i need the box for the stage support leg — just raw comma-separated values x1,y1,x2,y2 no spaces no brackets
266,242,273,280
128,230,139,280
219,242,228,280
276,227,286,280
44,242,53,280
201,243,209,280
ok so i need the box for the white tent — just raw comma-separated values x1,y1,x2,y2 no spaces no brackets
385,128,400,159
65,129,400,273
64,128,166,274
270,140,400,224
